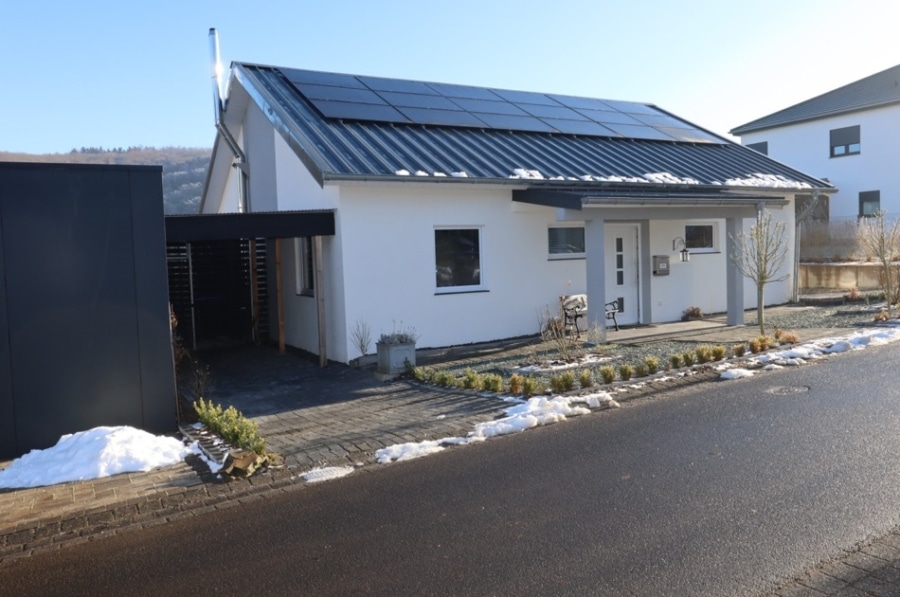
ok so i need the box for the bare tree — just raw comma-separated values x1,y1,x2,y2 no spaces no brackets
857,211,900,316
731,212,789,335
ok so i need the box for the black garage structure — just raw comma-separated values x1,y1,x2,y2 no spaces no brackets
0,162,175,460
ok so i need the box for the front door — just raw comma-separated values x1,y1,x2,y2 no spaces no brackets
605,224,640,326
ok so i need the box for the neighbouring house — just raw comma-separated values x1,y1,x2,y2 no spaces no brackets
731,64,900,220
201,58,833,365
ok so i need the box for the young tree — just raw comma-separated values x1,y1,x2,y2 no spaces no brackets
857,211,900,316
731,212,789,335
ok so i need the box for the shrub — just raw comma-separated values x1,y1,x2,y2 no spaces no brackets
194,397,266,455
618,363,634,381
633,363,648,378
599,365,616,384
682,351,695,367
508,374,524,395
748,338,762,354
670,354,683,369
682,306,703,321
756,336,771,351
732,343,746,357
522,376,538,397
482,373,503,393
874,310,890,322
778,331,800,344
643,356,660,374
711,345,727,361
460,367,483,390
549,374,566,394
434,370,456,387
695,345,712,364
410,366,431,382
579,369,594,388
847,286,861,301
560,370,576,392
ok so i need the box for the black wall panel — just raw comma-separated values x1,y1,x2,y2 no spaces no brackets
0,162,176,459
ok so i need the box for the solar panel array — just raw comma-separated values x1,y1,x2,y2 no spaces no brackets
280,68,721,144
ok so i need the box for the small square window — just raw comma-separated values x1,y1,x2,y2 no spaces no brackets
859,190,881,218
436,228,483,291
830,125,860,158
685,224,715,250
548,227,585,259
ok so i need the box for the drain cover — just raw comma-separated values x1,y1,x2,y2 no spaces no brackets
767,385,810,395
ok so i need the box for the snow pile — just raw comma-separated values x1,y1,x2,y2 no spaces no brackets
509,168,545,180
724,173,812,189
0,426,193,489
301,466,355,483
720,368,755,379
395,169,410,176
643,172,700,185
376,440,447,463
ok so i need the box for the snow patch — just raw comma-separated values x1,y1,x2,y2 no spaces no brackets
302,466,355,483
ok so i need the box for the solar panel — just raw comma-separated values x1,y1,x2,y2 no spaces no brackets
281,68,720,143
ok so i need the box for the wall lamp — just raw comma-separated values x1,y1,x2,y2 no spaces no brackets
672,237,690,262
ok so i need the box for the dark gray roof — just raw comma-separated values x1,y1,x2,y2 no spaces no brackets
231,63,832,191
731,64,900,135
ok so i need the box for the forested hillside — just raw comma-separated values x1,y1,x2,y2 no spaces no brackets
0,147,211,214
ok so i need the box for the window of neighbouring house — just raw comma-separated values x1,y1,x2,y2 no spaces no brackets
548,226,585,259
685,223,716,252
435,227,483,291
746,141,768,155
294,237,314,295
830,125,860,158
859,190,881,217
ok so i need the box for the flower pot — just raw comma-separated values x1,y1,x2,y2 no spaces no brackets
376,341,416,376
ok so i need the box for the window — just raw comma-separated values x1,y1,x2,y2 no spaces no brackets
859,190,881,218
294,237,314,295
746,141,768,155
685,224,715,251
548,226,585,259
435,228,482,291
830,125,860,157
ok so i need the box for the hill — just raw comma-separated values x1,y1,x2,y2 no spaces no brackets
0,147,211,214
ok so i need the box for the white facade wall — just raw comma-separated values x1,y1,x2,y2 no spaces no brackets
740,105,900,219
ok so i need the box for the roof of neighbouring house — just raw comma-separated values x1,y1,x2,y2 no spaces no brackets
222,63,832,192
731,64,900,136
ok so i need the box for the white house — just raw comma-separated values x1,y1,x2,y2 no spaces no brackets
201,52,833,364
731,64,900,220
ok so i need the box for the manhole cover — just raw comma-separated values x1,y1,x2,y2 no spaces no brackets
767,385,810,395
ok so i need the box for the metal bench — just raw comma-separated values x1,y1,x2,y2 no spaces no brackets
561,295,620,335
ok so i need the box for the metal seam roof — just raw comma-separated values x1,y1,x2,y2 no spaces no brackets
234,63,832,192
731,64,900,135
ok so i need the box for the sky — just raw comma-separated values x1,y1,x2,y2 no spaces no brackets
2,323,899,489
2,0,898,155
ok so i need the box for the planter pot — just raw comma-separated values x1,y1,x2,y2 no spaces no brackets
376,341,416,376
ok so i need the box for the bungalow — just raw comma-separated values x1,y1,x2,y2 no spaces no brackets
731,64,900,220
201,38,833,364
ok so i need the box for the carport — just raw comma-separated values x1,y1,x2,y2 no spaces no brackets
164,210,335,364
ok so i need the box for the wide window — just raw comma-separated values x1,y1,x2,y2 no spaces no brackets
685,224,715,251
859,190,881,218
548,226,585,259
830,125,860,158
435,228,482,291
294,237,314,295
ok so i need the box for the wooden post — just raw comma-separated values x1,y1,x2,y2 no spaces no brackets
274,238,285,353
314,236,327,367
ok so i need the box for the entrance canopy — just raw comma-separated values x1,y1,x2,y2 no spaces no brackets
165,209,335,242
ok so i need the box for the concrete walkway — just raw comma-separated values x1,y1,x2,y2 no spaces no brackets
3,301,900,595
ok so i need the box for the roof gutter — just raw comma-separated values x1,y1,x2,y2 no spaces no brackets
209,28,250,212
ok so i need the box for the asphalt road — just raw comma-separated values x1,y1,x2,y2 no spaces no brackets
2,344,900,596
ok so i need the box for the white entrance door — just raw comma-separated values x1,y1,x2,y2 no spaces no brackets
604,224,640,326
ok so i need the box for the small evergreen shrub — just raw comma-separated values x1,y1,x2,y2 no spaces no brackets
482,373,503,393
748,338,762,354
579,368,594,389
460,367,483,390
711,345,727,361
194,397,266,455
522,376,538,397
695,345,712,364
633,363,648,378
560,370,576,392
670,354,683,369
756,336,771,351
618,363,634,381
434,370,456,387
599,365,616,385
874,310,890,322
549,374,566,394
682,351,695,367
732,343,746,357
643,356,660,374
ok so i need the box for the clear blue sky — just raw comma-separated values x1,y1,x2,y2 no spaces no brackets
2,0,897,154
